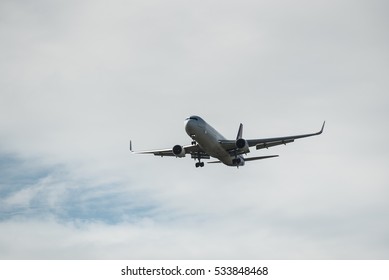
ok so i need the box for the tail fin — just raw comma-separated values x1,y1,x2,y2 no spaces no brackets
236,123,243,139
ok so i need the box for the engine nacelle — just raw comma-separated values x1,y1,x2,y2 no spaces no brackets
232,156,245,166
172,145,186,157
235,138,249,153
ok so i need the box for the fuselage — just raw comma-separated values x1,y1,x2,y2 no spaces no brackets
185,116,243,166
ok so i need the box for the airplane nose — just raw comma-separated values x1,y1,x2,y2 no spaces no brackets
185,118,195,135
184,118,191,130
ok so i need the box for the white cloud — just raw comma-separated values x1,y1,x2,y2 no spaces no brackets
0,0,388,259
1,210,388,259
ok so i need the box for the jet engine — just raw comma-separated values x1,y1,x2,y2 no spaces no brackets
232,156,245,166
172,145,186,157
235,138,250,153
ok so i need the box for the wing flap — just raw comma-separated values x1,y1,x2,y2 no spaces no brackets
256,139,294,150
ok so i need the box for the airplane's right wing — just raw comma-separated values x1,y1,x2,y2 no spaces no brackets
130,141,207,157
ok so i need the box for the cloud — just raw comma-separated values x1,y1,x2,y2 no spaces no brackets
1,209,388,259
0,0,389,259
1,151,388,259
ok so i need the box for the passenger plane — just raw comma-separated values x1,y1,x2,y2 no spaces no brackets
130,116,325,168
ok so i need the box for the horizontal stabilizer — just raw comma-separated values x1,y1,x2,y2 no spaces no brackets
244,155,279,161
207,160,222,164
207,155,278,164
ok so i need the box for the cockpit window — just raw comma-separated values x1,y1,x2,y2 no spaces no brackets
186,117,198,121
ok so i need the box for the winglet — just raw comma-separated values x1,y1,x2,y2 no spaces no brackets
319,121,326,134
129,140,133,152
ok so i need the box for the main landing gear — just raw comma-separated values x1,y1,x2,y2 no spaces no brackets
191,140,206,168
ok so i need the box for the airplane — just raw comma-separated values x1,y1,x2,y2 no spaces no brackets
130,115,325,168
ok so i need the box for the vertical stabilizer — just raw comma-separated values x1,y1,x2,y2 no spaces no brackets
236,123,243,139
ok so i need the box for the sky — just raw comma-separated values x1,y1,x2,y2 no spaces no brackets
0,0,388,259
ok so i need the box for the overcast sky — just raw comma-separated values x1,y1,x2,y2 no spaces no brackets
0,0,388,259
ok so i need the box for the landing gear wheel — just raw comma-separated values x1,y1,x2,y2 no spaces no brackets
195,162,205,168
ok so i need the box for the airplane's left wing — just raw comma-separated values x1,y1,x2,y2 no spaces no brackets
247,121,325,150
219,121,325,153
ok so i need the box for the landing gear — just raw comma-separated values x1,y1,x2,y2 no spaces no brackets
195,152,204,168
191,148,209,168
